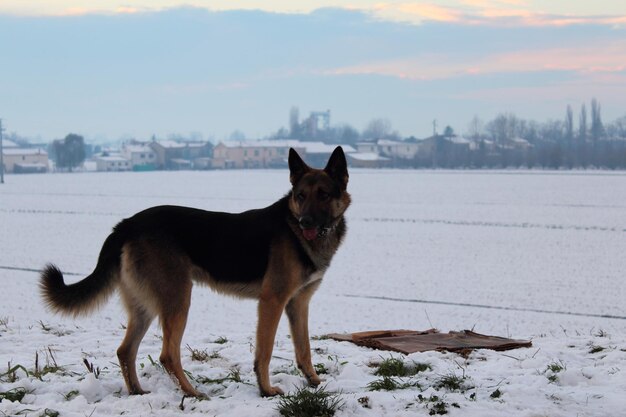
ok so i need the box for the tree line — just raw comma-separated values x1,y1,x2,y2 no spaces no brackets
272,100,626,169
449,98,626,169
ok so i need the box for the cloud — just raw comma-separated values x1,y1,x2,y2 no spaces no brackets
324,40,626,80
373,2,463,23
369,2,626,27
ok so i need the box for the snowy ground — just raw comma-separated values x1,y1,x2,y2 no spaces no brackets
1,169,626,416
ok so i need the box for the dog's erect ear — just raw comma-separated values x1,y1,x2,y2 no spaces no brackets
324,146,349,190
288,148,310,185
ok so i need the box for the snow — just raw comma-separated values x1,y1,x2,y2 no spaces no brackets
1,169,626,416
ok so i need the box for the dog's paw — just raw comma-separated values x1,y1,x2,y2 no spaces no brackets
261,385,284,397
183,388,207,399
307,374,322,387
129,388,150,396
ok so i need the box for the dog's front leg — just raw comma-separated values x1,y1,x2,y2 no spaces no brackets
285,280,322,387
255,293,287,396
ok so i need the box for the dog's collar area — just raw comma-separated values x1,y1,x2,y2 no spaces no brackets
293,221,336,241
317,226,334,238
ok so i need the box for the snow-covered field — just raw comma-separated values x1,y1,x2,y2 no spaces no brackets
1,169,626,417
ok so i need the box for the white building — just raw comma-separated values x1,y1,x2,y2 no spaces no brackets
377,139,419,159
121,144,157,170
2,148,49,173
95,155,131,171
356,140,418,159
212,140,354,169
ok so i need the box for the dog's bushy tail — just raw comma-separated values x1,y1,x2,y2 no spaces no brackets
40,231,124,316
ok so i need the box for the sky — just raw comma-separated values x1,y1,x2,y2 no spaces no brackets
0,1,625,142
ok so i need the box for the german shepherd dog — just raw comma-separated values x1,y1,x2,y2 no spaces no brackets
39,146,350,397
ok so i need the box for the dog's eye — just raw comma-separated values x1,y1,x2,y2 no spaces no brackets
296,192,306,202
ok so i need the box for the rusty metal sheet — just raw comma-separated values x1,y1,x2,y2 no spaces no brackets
327,329,532,354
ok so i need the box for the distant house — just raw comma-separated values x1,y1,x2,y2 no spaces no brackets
121,144,157,171
377,139,419,159
2,139,19,149
2,148,49,173
95,155,131,171
355,142,378,154
212,140,305,169
502,137,533,150
299,142,356,167
212,140,354,169
347,152,391,168
356,140,418,160
150,141,212,170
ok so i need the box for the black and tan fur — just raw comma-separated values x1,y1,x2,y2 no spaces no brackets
39,146,350,397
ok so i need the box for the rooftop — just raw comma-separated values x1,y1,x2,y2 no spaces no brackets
2,148,47,155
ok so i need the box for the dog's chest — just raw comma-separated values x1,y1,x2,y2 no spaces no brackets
302,270,325,286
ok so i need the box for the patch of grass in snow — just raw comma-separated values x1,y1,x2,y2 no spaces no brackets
544,360,566,383
546,360,566,373
433,372,473,393
142,354,165,373
0,316,9,331
415,393,460,415
1,362,29,383
373,356,431,378
0,387,27,402
63,390,79,401
273,362,301,376
357,396,371,408
186,345,221,362
367,376,421,391
82,358,101,379
490,388,503,399
33,348,72,380
213,336,229,345
37,320,71,337
593,328,609,338
588,345,606,354
366,356,428,392
314,363,328,375
191,367,247,386
314,355,348,376
276,385,343,417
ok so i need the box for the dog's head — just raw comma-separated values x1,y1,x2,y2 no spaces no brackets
288,146,351,241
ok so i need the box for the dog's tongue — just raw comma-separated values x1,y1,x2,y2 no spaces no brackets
302,228,318,241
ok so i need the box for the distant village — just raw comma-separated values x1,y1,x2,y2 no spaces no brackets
1,136,470,173
2,101,626,174
1,129,543,174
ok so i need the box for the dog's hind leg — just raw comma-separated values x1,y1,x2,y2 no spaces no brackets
285,280,322,387
158,281,202,397
117,293,155,395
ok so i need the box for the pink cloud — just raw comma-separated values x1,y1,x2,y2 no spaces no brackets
370,2,626,27
324,40,626,80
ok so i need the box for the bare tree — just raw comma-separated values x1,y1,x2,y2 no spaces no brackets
579,103,587,142
590,98,605,141
229,130,246,141
565,105,574,143
289,106,300,137
467,115,484,140
486,113,520,143
606,115,626,138
362,118,392,140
